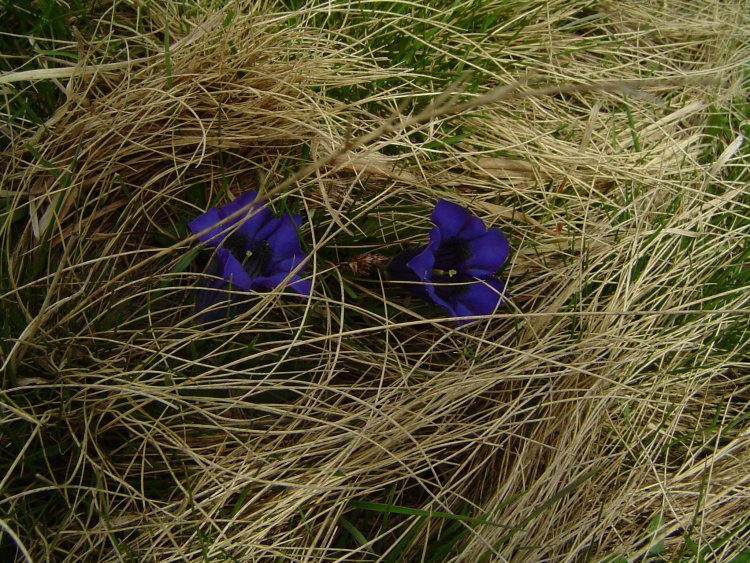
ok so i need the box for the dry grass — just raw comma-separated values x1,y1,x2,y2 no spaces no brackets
1,0,750,562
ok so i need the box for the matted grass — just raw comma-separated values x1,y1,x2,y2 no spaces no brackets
1,0,750,562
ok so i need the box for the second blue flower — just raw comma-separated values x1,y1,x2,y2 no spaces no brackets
387,199,509,324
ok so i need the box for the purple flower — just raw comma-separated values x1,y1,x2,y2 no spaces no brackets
188,190,311,325
387,199,509,324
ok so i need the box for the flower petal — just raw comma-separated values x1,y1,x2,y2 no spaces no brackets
272,252,308,275
387,247,432,300
449,277,506,324
426,288,458,318
265,214,306,267
268,252,311,293
432,199,486,241
405,238,437,281
189,208,227,245
461,228,510,277
229,190,260,211
217,247,253,291
189,190,268,246
235,206,275,242
287,277,312,295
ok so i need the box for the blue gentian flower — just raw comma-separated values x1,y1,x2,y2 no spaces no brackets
387,199,509,324
188,190,311,325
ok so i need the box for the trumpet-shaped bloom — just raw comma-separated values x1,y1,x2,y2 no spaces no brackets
387,199,509,324
188,190,310,325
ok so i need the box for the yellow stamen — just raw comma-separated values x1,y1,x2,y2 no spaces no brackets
433,268,458,277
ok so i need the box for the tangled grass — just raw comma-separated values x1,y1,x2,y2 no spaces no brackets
1,0,750,561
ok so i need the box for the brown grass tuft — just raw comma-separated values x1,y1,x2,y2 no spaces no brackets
2,1,750,562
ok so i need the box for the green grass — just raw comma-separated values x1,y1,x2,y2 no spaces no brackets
2,0,750,562
0,0,95,145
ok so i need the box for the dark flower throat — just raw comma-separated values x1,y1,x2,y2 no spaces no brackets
433,238,470,277
225,233,273,277
430,238,472,299
433,273,472,299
